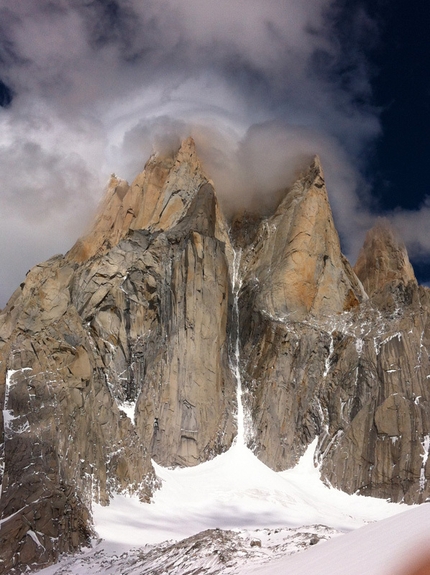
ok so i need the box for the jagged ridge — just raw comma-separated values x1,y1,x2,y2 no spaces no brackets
1,139,430,573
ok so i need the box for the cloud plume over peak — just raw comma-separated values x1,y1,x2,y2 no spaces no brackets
0,0,421,306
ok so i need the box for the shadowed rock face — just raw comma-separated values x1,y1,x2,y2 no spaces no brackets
0,259,156,573
317,281,430,504
315,221,428,503
1,139,430,573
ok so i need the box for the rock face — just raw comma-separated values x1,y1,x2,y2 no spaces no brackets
1,139,430,573
239,157,366,323
354,219,416,297
237,197,430,503
0,257,155,573
317,228,428,503
236,158,365,469
68,138,210,262
0,139,236,573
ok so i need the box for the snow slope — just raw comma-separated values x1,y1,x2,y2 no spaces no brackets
37,440,419,575
245,503,430,575
93,440,404,547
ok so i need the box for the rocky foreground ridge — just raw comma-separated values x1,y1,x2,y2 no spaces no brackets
1,138,430,573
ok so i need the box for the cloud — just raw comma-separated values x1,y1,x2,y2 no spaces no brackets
0,0,408,306
390,199,430,260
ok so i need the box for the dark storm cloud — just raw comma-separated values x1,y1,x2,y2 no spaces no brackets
0,0,425,306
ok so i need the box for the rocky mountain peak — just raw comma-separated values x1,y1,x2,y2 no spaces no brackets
299,154,324,188
354,218,416,297
174,135,200,165
238,154,365,322
2,141,430,573
67,136,210,263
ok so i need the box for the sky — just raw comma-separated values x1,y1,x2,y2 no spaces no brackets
0,0,429,307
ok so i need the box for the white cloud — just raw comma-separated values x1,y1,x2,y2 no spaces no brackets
390,200,430,260
0,0,411,306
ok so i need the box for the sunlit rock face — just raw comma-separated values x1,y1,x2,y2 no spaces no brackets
238,207,430,504
1,138,430,573
354,218,417,298
238,157,366,323
0,139,236,573
233,157,366,468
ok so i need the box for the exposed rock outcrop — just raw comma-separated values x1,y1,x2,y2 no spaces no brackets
354,218,416,297
239,157,366,323
317,223,429,503
318,282,430,503
0,139,236,573
236,157,366,468
1,140,430,573
237,207,430,503
0,256,155,573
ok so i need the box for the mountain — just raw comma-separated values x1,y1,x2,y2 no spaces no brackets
1,138,430,573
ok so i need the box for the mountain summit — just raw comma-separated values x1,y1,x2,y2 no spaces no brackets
354,218,417,296
1,140,430,573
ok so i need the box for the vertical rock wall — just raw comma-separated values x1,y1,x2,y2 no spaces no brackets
235,188,430,503
0,139,236,573
0,258,154,573
1,140,430,573
236,157,366,468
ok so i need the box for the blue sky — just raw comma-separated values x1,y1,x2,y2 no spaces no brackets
362,0,430,213
0,0,429,306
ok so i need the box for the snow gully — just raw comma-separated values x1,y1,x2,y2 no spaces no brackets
230,248,246,447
